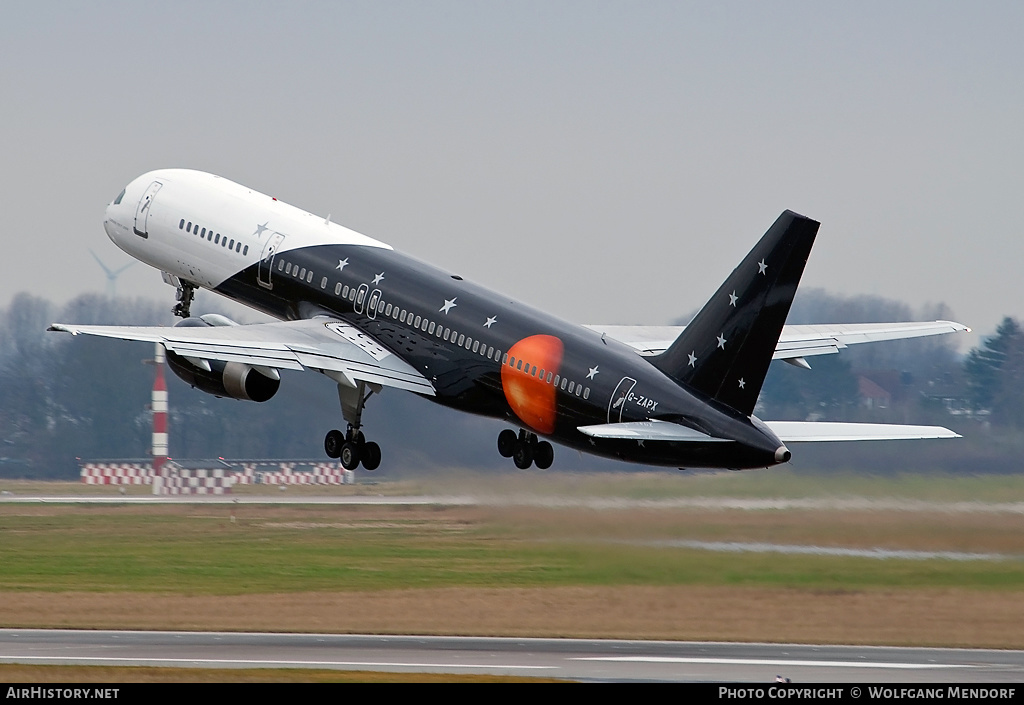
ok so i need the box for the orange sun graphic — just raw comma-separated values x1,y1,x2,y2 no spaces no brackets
500,334,564,434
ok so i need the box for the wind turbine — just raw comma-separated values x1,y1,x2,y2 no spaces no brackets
90,250,135,298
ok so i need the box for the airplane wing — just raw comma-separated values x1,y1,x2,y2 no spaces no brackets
578,420,731,442
48,318,435,395
583,320,970,361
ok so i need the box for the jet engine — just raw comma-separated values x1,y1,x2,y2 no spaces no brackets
165,315,281,402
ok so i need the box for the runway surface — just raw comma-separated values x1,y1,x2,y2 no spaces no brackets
2,630,1023,682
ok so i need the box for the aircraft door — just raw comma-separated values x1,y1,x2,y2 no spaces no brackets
353,283,369,315
133,181,162,238
607,377,637,423
257,232,285,289
366,289,381,319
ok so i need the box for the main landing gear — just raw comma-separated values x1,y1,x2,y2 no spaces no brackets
324,380,382,471
498,429,554,470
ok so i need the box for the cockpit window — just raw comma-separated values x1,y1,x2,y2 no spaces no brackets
113,189,126,205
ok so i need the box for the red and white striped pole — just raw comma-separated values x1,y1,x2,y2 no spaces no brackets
151,343,168,472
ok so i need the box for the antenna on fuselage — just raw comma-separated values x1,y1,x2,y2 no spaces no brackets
90,249,135,298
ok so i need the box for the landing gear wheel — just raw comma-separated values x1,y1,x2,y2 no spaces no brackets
497,429,517,458
324,429,344,459
172,282,196,319
533,441,554,470
512,440,533,469
340,442,361,471
361,442,381,471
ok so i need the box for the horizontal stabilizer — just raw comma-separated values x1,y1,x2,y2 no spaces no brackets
764,421,960,442
578,420,731,442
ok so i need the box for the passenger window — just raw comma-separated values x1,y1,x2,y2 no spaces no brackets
307,271,313,283
546,372,553,383
457,333,465,346
568,381,575,393
516,359,523,370
299,268,305,278
202,228,207,238
320,276,327,289
349,289,355,301
428,321,435,334
335,283,342,295
472,340,479,353
385,303,393,316
285,263,292,275
465,336,472,348
207,232,213,241
187,221,193,232
229,239,235,249
278,260,285,272
583,387,589,399
414,315,421,327
179,219,185,230
243,245,248,255
342,285,349,297
422,319,429,332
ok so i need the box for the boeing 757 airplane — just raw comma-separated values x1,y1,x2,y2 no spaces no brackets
51,170,968,471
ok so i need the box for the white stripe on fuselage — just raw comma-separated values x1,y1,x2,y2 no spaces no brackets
103,169,391,289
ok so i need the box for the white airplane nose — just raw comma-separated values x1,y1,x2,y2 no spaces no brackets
103,187,128,245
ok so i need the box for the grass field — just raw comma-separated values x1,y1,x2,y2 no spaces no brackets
0,470,1022,650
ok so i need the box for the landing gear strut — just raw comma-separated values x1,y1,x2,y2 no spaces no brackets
173,282,196,319
324,380,382,471
498,429,553,470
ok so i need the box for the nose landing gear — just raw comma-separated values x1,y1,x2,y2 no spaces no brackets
498,428,554,470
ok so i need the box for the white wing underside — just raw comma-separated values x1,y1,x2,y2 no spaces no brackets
583,321,970,359
49,318,435,396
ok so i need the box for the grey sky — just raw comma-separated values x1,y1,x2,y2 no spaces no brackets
2,1,1021,349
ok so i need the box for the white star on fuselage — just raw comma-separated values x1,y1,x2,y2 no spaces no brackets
253,222,269,238
688,351,697,367
484,316,497,328
587,366,599,380
738,378,746,389
758,259,768,275
717,334,727,349
372,272,385,285
440,297,458,314
336,258,349,271
729,291,738,307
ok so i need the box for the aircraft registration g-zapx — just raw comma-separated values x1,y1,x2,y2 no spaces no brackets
51,170,968,471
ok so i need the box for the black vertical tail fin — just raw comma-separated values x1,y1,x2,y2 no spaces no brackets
650,211,819,416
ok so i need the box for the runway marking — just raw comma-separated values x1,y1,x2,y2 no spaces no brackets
573,657,970,669
647,540,1014,562
0,655,556,670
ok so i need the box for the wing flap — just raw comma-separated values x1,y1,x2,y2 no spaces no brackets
765,421,960,442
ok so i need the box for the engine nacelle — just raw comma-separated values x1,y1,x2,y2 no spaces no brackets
165,315,281,402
